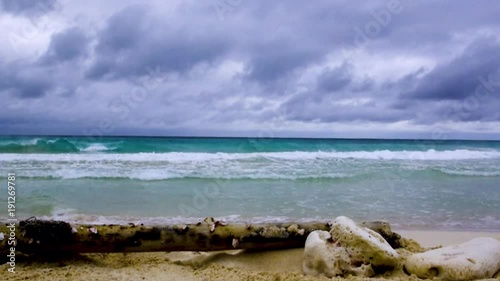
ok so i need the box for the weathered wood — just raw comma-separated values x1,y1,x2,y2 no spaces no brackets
0,217,402,255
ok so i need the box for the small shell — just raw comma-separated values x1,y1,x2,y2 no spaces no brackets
297,229,305,236
71,228,78,234
182,225,188,230
232,238,239,248
210,224,216,233
28,238,34,244
0,232,4,241
89,227,98,234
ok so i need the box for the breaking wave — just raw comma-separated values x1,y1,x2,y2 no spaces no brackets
2,149,499,180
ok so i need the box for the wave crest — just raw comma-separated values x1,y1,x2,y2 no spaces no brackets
0,138,79,153
1,149,500,160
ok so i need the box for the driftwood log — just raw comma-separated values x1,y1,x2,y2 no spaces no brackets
0,217,402,256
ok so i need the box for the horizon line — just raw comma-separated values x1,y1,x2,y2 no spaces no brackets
1,134,499,142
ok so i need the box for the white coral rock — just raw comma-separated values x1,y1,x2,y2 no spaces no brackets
404,237,500,280
303,216,399,277
303,230,362,277
330,216,399,268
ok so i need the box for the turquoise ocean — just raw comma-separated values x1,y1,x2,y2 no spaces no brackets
0,136,499,231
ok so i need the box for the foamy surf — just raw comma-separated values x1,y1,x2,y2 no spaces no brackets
2,149,500,161
79,144,112,152
2,149,500,179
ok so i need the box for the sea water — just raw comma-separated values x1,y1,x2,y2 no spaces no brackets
0,136,499,230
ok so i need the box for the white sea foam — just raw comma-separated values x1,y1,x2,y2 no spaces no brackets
1,149,500,162
80,144,111,152
437,169,500,177
2,149,499,180
21,138,42,145
29,213,325,225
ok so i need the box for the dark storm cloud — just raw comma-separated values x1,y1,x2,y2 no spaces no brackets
0,0,59,16
243,27,329,86
238,1,369,87
86,5,229,80
0,62,52,98
0,25,86,98
282,92,407,123
384,37,500,124
1,0,500,138
352,0,500,52
316,63,353,92
40,26,88,64
245,43,318,84
277,60,378,123
404,38,500,100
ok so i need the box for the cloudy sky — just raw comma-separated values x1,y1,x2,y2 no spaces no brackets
1,0,500,139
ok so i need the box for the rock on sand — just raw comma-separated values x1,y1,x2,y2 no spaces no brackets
302,230,360,277
303,216,399,277
404,237,500,280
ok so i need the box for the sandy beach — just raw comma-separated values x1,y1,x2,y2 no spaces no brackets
2,230,499,281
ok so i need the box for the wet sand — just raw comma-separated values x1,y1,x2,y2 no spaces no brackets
2,231,499,281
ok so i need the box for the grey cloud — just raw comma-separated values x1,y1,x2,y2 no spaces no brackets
404,38,500,100
0,62,52,98
404,95,500,125
86,5,229,80
40,26,88,64
282,94,407,123
274,61,374,117
316,63,353,92
0,0,59,16
356,0,500,53
352,77,375,92
238,2,366,86
245,40,323,85
93,5,149,53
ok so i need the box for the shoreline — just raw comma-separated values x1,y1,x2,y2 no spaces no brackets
2,229,499,280
396,229,500,248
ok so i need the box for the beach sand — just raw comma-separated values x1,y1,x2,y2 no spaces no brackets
2,231,499,281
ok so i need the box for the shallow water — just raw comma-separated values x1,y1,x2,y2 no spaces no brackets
1,136,499,231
